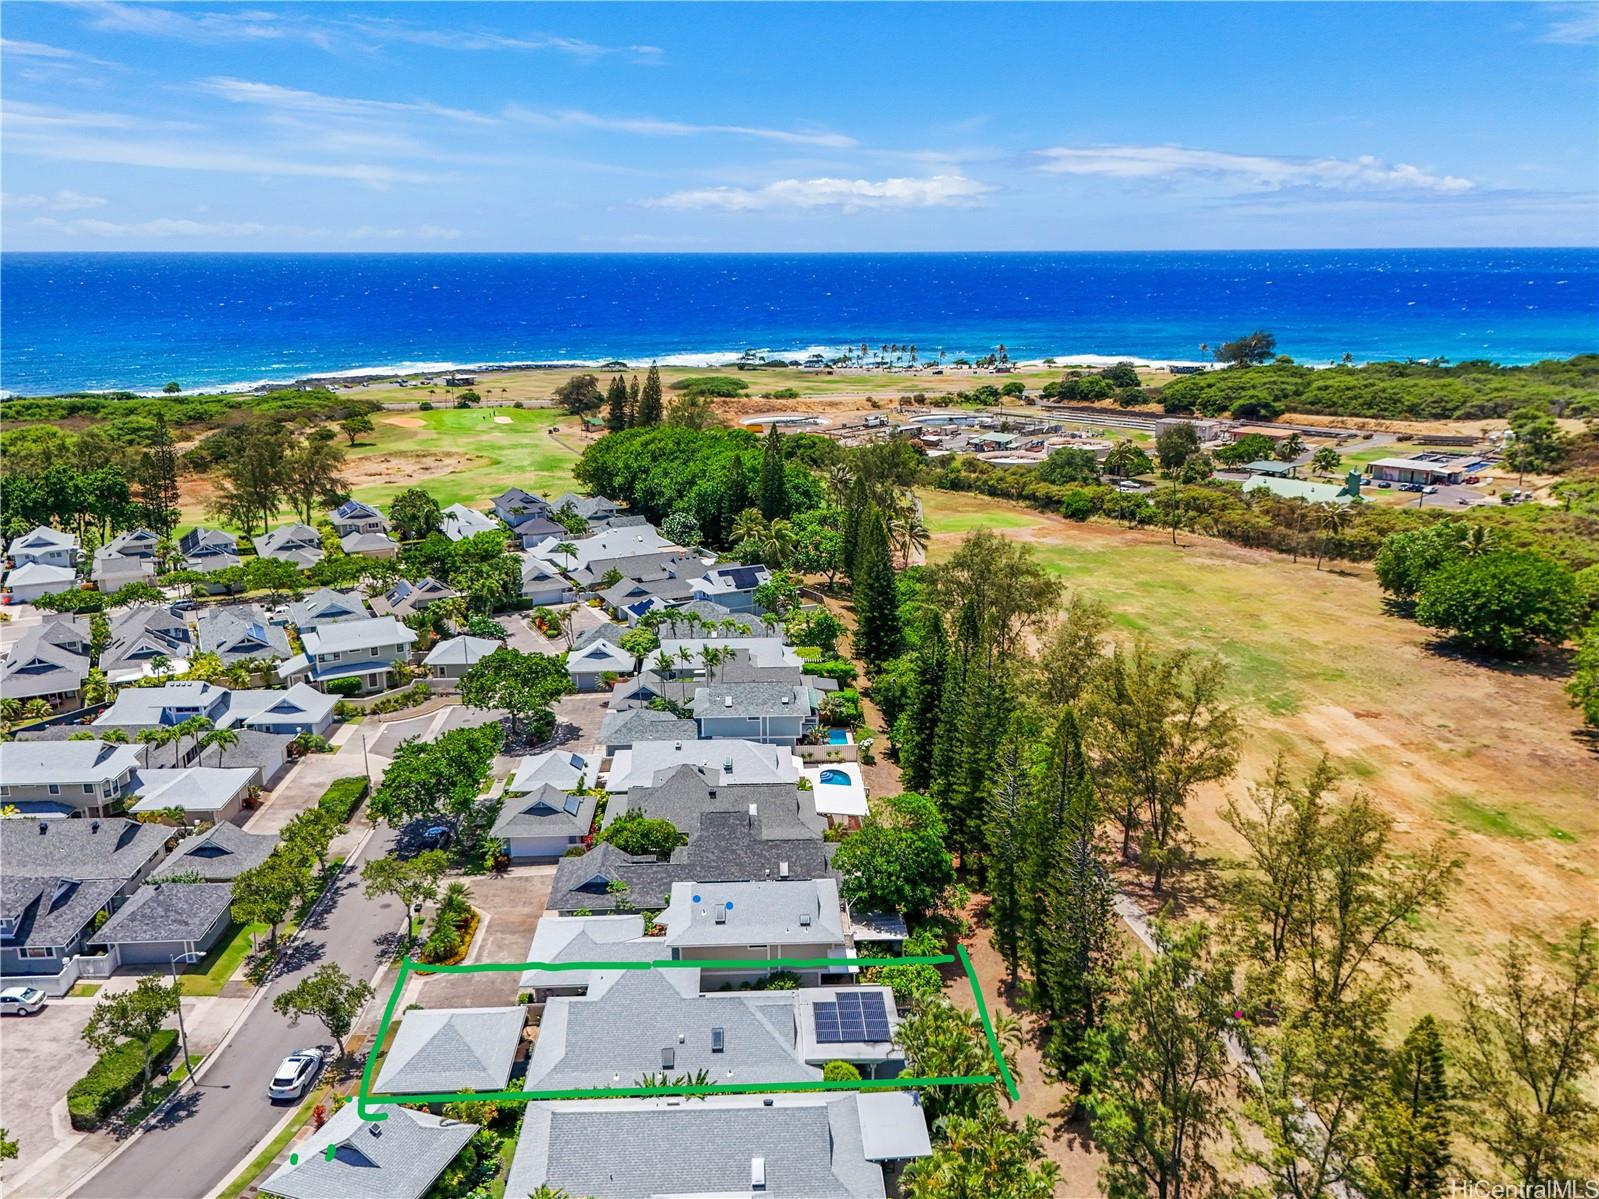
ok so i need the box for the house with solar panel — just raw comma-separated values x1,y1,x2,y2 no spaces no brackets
287,587,369,630
522,968,904,1092
327,499,389,538
178,527,242,575
690,563,772,614
381,576,457,620
493,487,566,548
491,783,598,862
196,605,292,665
252,523,325,569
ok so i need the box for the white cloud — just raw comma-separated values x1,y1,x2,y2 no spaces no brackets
0,37,114,64
1,99,178,131
1539,4,1598,43
28,215,464,242
197,77,497,125
2,189,109,211
505,105,855,148
346,19,661,60
1035,144,1474,193
649,174,993,212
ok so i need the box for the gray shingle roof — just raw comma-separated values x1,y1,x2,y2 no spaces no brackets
373,1006,525,1095
490,783,595,839
0,740,145,786
196,606,291,662
506,1094,894,1198
288,588,368,629
152,823,276,881
94,881,233,945
260,1103,476,1199
660,877,845,948
0,633,89,698
0,816,168,882
1,875,122,953
301,616,415,656
423,635,501,668
595,708,697,749
691,681,810,720
605,767,826,842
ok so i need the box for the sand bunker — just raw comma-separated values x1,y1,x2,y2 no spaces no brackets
384,416,426,428
494,415,513,424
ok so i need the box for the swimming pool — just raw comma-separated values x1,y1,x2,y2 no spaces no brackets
826,728,852,745
818,768,850,785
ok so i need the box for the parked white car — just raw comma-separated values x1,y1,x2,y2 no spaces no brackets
268,1048,325,1101
0,986,47,1016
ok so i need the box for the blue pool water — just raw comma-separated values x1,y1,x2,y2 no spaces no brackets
819,769,850,786
3,249,1595,394
826,729,852,746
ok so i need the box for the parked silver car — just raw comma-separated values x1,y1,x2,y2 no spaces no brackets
0,986,47,1016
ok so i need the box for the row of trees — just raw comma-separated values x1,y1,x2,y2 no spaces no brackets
206,420,350,536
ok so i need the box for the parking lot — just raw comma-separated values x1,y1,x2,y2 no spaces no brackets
0,999,96,1182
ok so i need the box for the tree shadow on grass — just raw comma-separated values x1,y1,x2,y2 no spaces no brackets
1421,638,1574,683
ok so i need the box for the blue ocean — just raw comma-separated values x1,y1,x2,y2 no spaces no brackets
2,249,1595,396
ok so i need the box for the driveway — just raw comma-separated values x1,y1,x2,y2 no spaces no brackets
0,1000,94,1185
412,867,556,1008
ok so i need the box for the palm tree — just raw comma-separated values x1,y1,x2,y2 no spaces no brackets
136,726,172,762
200,727,239,765
699,645,719,682
1457,524,1494,557
823,463,855,507
757,518,795,568
889,514,929,568
1313,502,1350,570
652,650,673,678
730,508,767,547
554,541,578,573
22,698,54,722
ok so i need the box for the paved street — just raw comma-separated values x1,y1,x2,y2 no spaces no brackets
58,826,406,1199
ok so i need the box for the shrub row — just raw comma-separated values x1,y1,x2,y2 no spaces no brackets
67,1029,180,1131
318,776,370,823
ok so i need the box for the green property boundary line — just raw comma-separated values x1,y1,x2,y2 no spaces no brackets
355,950,1016,1121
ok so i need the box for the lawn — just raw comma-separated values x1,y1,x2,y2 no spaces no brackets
177,920,265,996
919,488,1597,1021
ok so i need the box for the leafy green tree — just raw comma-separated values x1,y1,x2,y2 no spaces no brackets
1567,620,1599,730
389,488,442,540
1506,406,1567,480
635,365,663,426
280,806,346,873
851,504,901,670
927,530,1062,658
660,510,701,546
895,996,1022,1122
1103,441,1152,478
1215,432,1279,466
1456,921,1599,1183
1368,1015,1453,1199
1036,446,1100,486
553,373,605,416
271,963,375,1066
1415,551,1577,656
758,425,788,521
458,647,573,737
82,976,181,1103
360,850,450,947
598,812,685,859
230,855,309,946
604,373,629,432
282,429,348,525
833,792,953,919
1082,922,1239,1199
902,1110,1059,1199
1031,593,1110,708
1311,445,1342,476
1215,329,1278,367
338,414,374,446
207,420,287,536
0,1128,16,1161
1373,522,1463,601
367,723,504,828
163,381,181,394
1082,642,1239,891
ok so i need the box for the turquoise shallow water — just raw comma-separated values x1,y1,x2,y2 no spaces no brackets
2,249,1595,395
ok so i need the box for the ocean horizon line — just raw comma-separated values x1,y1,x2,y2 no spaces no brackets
4,245,1597,258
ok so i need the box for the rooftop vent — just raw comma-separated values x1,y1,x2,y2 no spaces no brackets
722,756,734,773
37,821,48,836
661,1047,675,1070
711,1027,725,1053
724,695,733,708
800,913,811,928
673,741,682,752
779,861,790,880
752,1157,766,1191
90,820,100,833
714,907,728,925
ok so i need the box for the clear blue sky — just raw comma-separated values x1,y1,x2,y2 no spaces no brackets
3,1,1595,251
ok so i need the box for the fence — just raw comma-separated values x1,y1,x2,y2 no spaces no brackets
1,948,117,996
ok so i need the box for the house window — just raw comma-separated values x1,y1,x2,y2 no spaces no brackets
20,946,55,958
47,784,60,796
326,651,341,661
83,784,94,794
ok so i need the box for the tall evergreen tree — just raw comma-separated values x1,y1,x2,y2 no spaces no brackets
1023,709,1092,980
636,365,663,426
851,504,901,671
1370,1015,1452,1199
929,602,978,816
841,477,866,578
949,641,1010,856
723,453,750,543
604,374,629,432
628,375,641,424
135,414,181,536
1040,780,1119,1077
984,742,1029,988
895,619,947,793
757,424,788,521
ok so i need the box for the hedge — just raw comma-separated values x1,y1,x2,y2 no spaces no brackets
318,776,370,822
67,1029,180,1130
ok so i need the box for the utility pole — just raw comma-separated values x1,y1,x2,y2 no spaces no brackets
169,953,194,1087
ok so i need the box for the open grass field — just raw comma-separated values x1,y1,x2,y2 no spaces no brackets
920,488,1597,1022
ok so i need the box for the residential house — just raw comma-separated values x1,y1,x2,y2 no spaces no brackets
526,525,670,575
572,550,706,597
91,528,161,588
279,616,418,694
507,750,597,795
287,587,369,630
95,680,231,732
656,877,850,985
196,605,291,665
491,783,596,863
178,527,242,576
493,487,566,548
0,817,169,983
380,576,456,619
100,604,193,682
7,527,79,570
594,708,697,754
339,530,401,558
1,618,90,708
252,524,324,569
659,635,801,672
0,741,145,817
602,766,826,842
691,563,772,614
423,634,501,680
4,562,79,604
504,1092,930,1199
440,503,500,542
152,823,275,881
128,766,257,824
372,1006,525,1096
91,880,234,967
565,625,635,691
327,499,389,538
690,681,815,746
517,554,575,606
550,492,623,523
604,738,801,793
518,914,664,1002
259,1103,477,1199
522,969,903,1091
222,684,338,737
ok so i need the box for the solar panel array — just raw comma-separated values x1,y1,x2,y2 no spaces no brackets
813,991,891,1044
